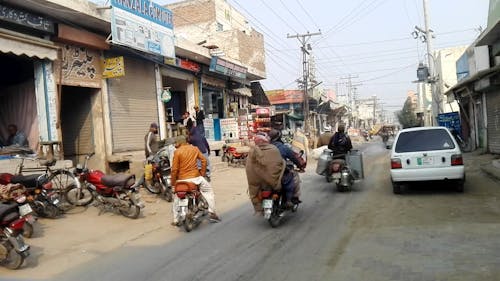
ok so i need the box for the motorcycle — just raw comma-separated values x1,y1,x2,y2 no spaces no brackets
221,144,248,167
260,189,299,228
142,147,173,202
317,149,363,192
0,203,30,269
66,153,145,219
327,154,354,192
174,181,209,232
0,173,62,219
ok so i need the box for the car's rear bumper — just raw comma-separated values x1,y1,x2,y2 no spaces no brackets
391,166,465,182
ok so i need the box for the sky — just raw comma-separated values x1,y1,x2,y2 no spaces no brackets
100,0,490,111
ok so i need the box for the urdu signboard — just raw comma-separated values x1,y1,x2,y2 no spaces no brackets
110,0,175,58
209,56,247,80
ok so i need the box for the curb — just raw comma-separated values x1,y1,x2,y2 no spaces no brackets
480,164,500,182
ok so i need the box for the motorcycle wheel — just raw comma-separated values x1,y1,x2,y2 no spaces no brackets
0,245,24,270
22,222,34,239
268,214,281,228
119,201,140,219
144,178,162,194
162,189,173,202
44,204,61,218
65,185,94,206
184,214,194,232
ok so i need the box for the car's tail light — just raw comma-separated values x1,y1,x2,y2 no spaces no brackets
9,218,25,231
176,192,186,199
451,154,463,166
391,158,402,169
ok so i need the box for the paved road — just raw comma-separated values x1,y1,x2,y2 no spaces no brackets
21,142,498,281
52,143,385,281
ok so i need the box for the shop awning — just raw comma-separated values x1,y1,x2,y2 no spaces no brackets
233,87,252,97
0,28,58,60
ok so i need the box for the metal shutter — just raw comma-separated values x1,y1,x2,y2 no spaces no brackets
61,90,93,156
487,91,500,154
107,56,158,152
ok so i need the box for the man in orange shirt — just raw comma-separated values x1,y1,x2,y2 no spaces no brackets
171,135,219,226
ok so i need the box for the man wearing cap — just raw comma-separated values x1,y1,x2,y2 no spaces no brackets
171,135,220,225
144,123,160,158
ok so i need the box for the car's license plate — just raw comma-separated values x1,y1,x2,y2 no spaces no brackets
332,173,341,179
19,204,33,216
417,156,434,165
262,199,273,208
178,199,188,207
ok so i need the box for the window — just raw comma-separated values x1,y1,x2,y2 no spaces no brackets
216,22,223,32
395,129,455,153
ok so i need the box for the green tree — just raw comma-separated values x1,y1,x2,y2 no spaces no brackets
397,97,419,128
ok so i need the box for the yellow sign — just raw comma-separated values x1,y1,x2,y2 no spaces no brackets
102,56,125,78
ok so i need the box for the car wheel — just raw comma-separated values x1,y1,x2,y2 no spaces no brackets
392,181,401,194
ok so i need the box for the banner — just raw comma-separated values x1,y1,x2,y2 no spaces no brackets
103,56,125,78
111,0,175,58
265,89,304,104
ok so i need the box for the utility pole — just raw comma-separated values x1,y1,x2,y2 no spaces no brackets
340,75,361,128
288,31,321,133
373,95,377,126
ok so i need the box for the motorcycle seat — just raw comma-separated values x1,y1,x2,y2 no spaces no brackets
11,174,46,188
174,182,198,193
101,174,135,189
39,159,56,167
0,203,19,223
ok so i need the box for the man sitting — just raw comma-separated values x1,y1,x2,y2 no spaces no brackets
170,135,220,226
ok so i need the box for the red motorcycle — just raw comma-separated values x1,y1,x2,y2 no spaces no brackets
65,153,145,219
174,182,209,232
0,203,30,269
221,144,248,167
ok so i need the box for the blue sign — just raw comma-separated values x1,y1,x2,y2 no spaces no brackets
437,112,462,136
111,0,175,58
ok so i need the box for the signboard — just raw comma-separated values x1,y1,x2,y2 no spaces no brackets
165,57,201,73
204,118,215,141
0,4,54,33
103,56,125,78
220,118,239,140
111,0,175,58
437,112,461,136
55,44,102,88
209,56,247,80
265,89,304,104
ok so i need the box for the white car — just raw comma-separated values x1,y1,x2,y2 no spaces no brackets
389,126,465,194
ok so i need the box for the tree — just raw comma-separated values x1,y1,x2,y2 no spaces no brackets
397,97,419,128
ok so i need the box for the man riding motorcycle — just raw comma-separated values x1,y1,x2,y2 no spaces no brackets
170,135,220,226
268,129,304,208
326,124,353,179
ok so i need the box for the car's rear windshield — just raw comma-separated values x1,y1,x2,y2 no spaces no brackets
395,129,455,153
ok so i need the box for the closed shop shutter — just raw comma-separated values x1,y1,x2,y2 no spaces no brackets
486,91,500,154
61,91,93,156
107,56,158,152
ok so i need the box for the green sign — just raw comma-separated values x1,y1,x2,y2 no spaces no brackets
488,0,500,27
161,89,172,102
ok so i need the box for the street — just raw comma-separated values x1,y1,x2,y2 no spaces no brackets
2,142,499,281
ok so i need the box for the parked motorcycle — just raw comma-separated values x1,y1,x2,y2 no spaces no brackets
174,181,209,232
0,203,30,269
66,153,145,219
142,147,173,202
221,144,248,167
0,173,62,218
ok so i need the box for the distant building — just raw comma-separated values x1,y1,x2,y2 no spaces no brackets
434,46,468,113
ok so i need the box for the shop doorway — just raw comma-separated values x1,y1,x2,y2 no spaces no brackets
203,88,224,119
0,53,38,151
163,76,189,125
60,86,95,163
